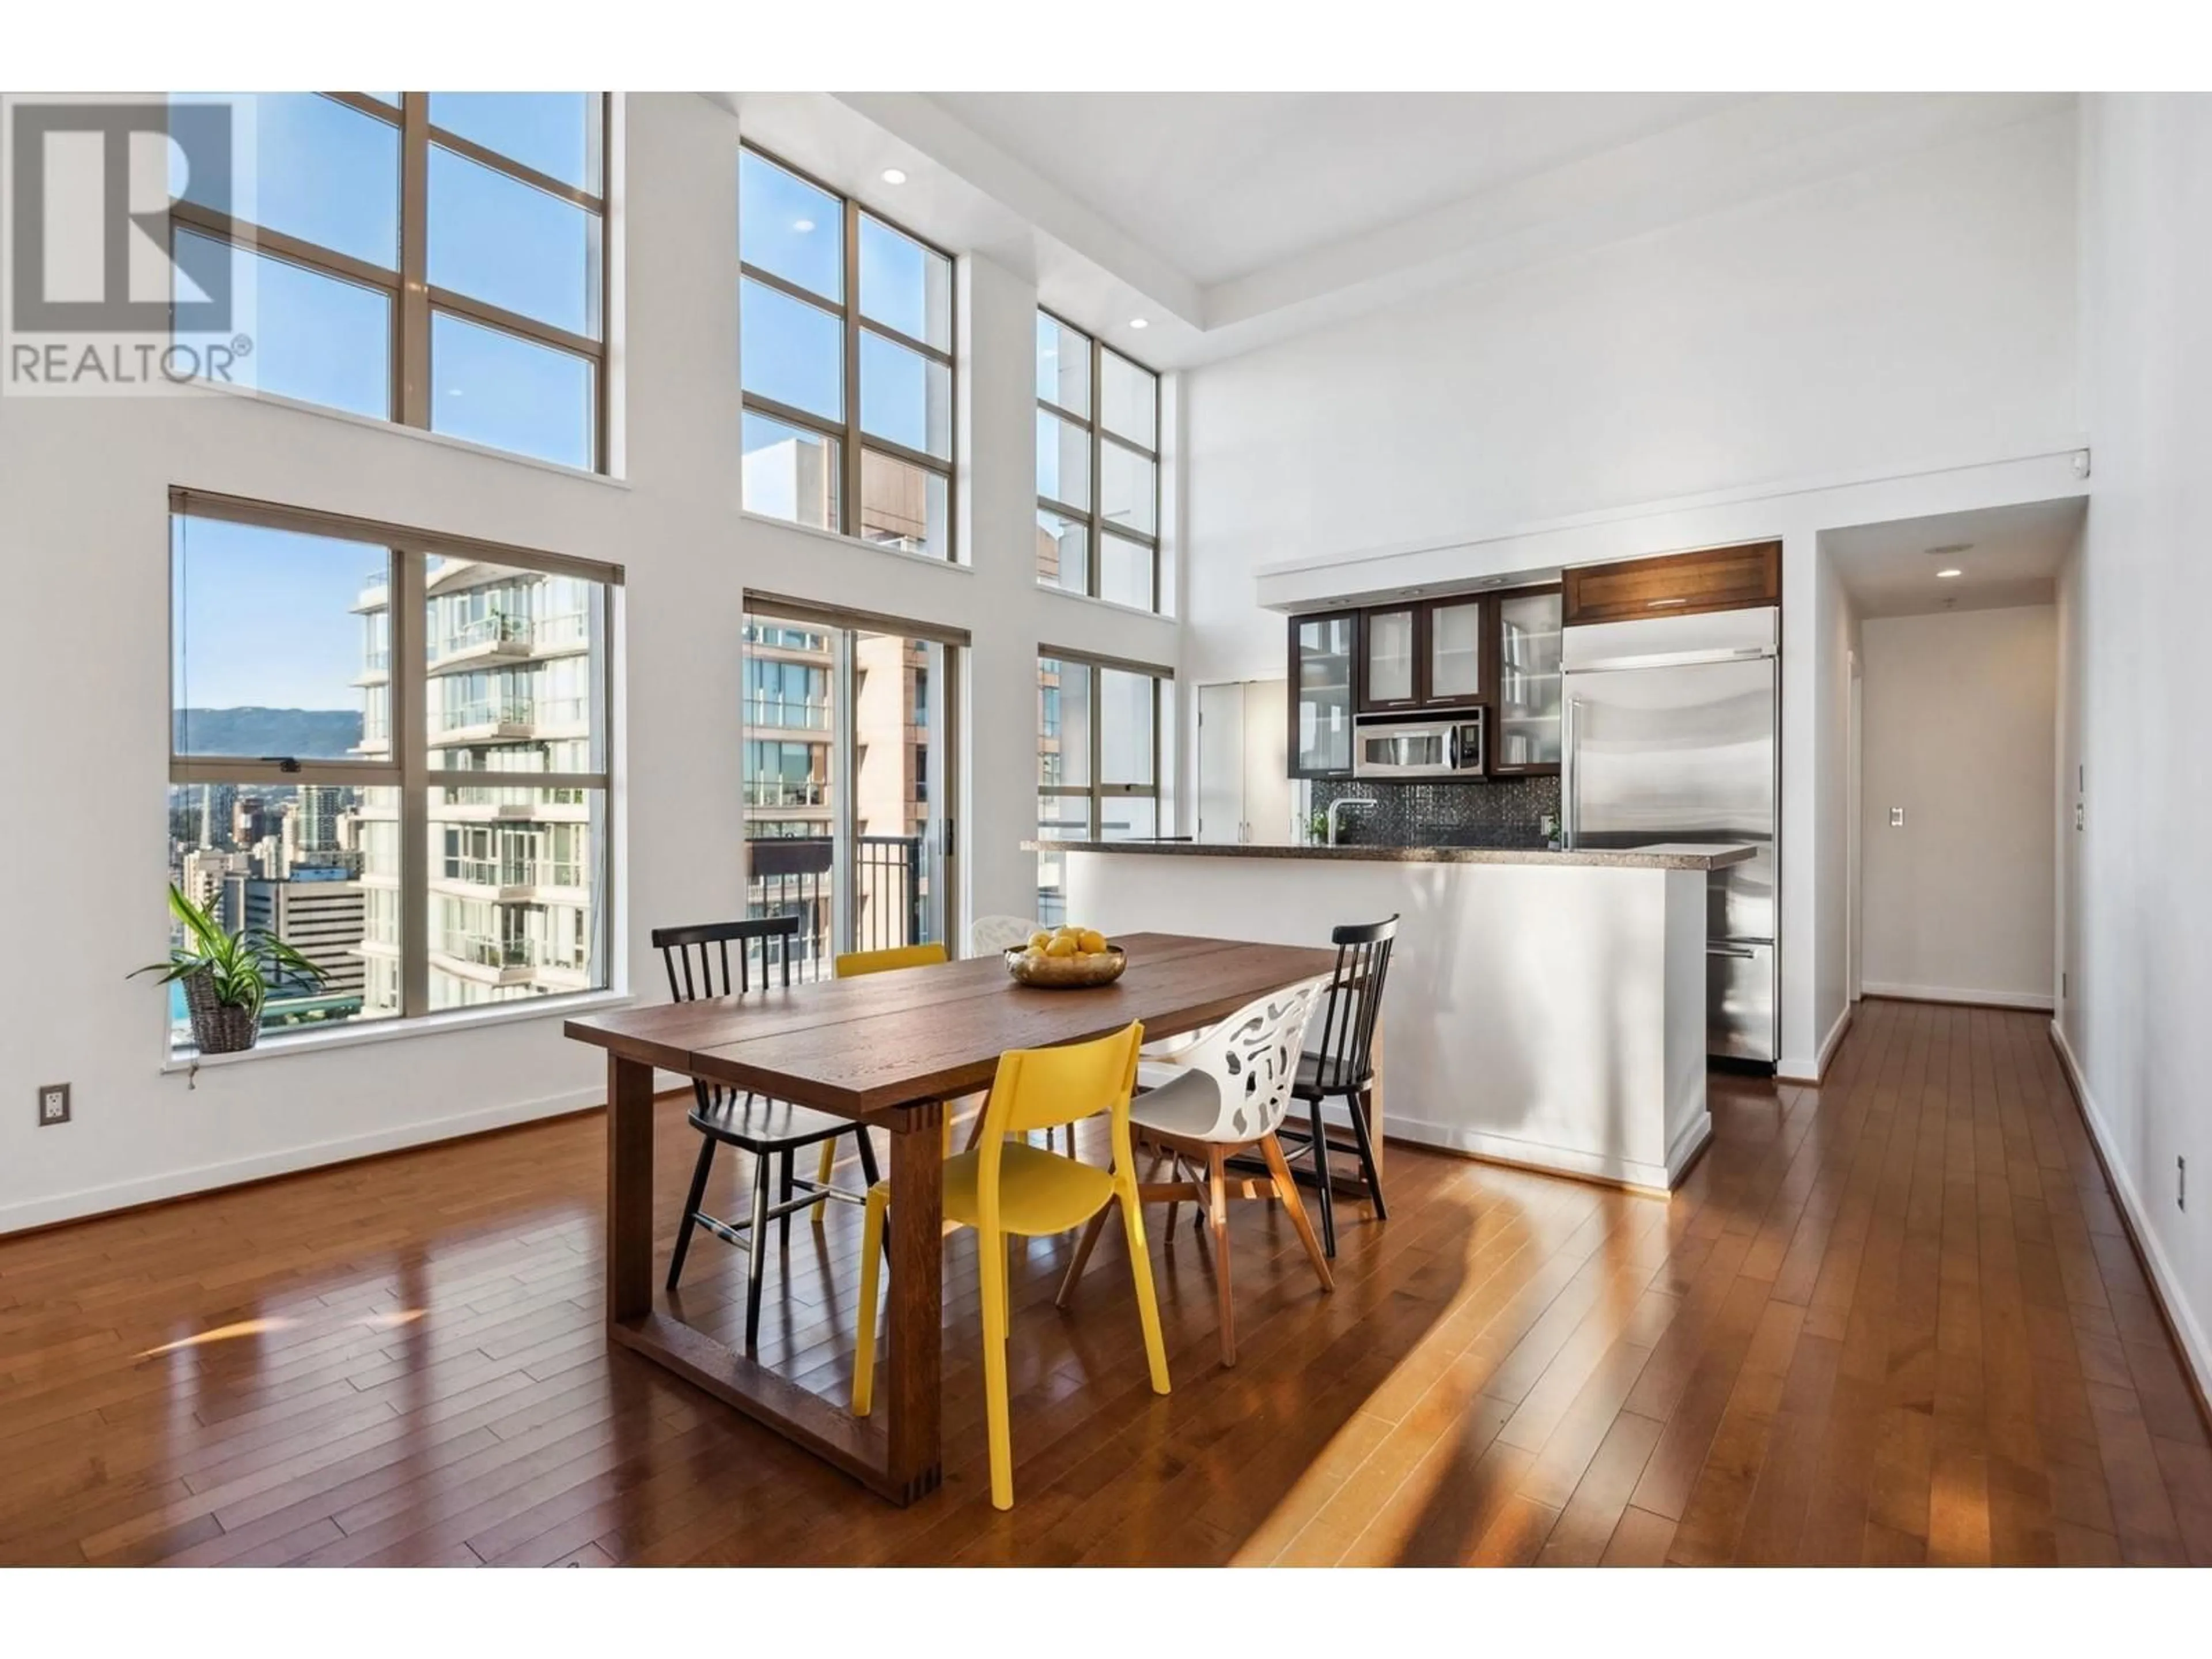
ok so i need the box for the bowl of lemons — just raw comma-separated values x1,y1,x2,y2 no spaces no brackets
1005,925,1126,988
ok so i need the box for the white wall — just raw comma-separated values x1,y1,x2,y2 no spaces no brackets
1181,109,2083,1076
2056,92,2212,1397
0,93,1177,1233
1812,549,1862,1059
1858,605,2057,1007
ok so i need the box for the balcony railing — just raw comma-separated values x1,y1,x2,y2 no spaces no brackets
744,697,834,732
744,779,828,808
442,857,587,891
744,834,924,982
440,931,589,972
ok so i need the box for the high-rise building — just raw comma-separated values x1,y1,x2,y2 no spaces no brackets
354,557,601,1013
241,872,367,1023
179,847,249,922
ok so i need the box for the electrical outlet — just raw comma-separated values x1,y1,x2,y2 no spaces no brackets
1889,806,1905,828
37,1082,70,1126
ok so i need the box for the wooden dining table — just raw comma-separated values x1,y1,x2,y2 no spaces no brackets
563,930,1340,1506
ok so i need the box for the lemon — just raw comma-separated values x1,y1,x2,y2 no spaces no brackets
1027,930,1052,951
1078,929,1107,953
1044,935,1080,958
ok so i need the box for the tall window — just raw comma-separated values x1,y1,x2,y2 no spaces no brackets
739,147,956,561
168,494,616,1053
1035,652,1168,923
1035,312,1161,611
168,92,610,470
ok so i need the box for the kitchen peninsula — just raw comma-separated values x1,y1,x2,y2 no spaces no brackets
1049,838,1754,1191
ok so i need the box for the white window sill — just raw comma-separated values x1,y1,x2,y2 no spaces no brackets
1036,582,1176,623
179,376,631,490
161,987,634,1074
739,509,974,574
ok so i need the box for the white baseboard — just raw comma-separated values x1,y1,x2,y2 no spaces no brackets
1861,980,2054,1011
1387,1111,1706,1194
0,1086,604,1237
1778,1002,1857,1083
2048,1020,2212,1419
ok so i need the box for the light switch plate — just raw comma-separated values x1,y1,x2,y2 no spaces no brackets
37,1082,70,1126
1888,807,1905,828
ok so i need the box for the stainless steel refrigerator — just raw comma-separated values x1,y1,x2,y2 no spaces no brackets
1562,606,1778,1065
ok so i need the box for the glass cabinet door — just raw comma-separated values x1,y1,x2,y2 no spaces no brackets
1293,613,1355,775
1363,608,1417,706
1495,590,1563,768
1429,599,1484,703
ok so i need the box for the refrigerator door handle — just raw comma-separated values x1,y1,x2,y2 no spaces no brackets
1708,944,1760,959
1562,696,1581,847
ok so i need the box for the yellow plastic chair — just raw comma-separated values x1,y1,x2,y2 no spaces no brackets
812,942,952,1220
851,1021,1171,1510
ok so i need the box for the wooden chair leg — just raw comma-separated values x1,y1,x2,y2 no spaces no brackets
1307,1096,1337,1259
744,1152,772,1353
1056,1208,1110,1307
1347,1088,1387,1221
1207,1147,1235,1367
979,1228,1014,1509
1262,1133,1334,1293
666,1135,715,1291
851,1183,891,1415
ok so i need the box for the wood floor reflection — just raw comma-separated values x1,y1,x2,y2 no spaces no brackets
1,999,2206,1565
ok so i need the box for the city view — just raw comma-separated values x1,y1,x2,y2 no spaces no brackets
168,512,609,1050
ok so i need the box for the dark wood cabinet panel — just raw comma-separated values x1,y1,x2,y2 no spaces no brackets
1562,540,1781,626
1487,584,1563,775
1287,610,1358,778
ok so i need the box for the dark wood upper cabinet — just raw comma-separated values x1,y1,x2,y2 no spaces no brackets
1562,540,1781,626
1357,596,1488,714
1286,610,1358,778
1357,605,1422,712
1488,584,1563,775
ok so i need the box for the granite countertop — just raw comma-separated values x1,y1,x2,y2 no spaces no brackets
1028,840,1758,872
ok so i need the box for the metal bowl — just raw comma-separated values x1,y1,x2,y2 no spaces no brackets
1005,944,1127,989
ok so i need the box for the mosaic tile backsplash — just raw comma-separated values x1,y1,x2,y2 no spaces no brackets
1310,774,1563,848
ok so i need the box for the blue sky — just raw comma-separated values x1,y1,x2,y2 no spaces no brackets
737,149,950,461
172,515,370,711
172,92,600,467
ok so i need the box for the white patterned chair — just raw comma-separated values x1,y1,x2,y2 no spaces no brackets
969,914,1044,955
1056,975,1334,1366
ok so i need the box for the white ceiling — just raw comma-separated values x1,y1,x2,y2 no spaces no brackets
736,90,2075,368
924,93,1748,287
1824,498,2085,619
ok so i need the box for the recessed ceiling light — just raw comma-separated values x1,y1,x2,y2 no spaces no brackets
880,168,907,185
792,217,815,233
1128,317,1149,329
1936,568,1964,579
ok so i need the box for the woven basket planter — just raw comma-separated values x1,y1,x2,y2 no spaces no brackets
180,968,261,1054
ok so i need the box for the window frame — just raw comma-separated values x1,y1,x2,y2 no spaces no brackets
739,143,960,561
168,92,613,471
1035,646,1169,839
168,487,622,1036
1036,308,1162,609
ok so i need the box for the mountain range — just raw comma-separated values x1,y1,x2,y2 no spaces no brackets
174,707,364,760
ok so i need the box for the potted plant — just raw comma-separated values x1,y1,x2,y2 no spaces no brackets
131,884,327,1055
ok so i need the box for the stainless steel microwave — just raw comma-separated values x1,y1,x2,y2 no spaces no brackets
1353,709,1485,779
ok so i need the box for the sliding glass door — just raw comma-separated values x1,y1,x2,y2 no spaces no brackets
743,609,955,977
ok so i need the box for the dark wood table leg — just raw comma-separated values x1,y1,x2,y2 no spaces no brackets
884,1100,945,1505
607,1053,656,1325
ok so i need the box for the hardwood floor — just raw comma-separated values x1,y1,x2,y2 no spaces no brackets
2,999,2206,1566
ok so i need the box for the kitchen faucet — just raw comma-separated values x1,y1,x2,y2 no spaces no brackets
1325,796,1377,846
